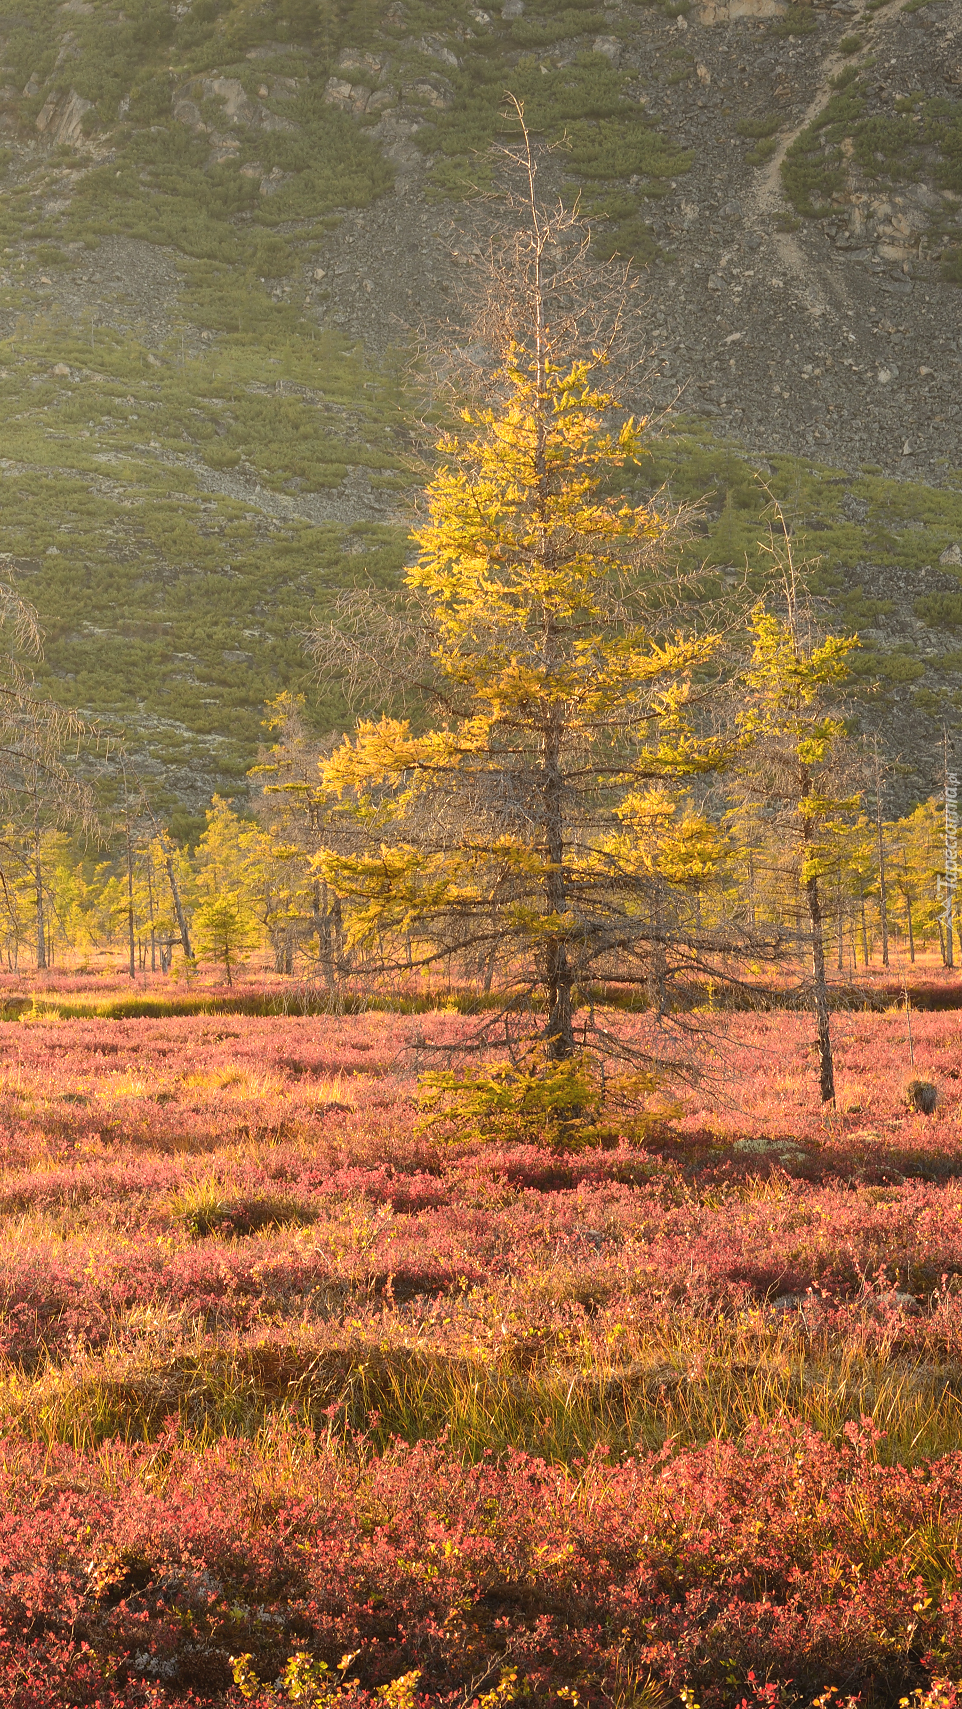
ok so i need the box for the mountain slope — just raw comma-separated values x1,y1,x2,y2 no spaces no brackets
0,0,959,824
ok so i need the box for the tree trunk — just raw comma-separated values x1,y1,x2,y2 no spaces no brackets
147,867,157,973
126,826,136,980
541,704,573,1061
860,895,869,967
34,839,46,972
805,869,835,1104
545,940,574,1060
876,806,889,968
906,897,915,963
647,940,668,1020
165,850,192,960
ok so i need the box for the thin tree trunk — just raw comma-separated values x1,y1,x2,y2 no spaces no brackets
125,825,136,981
806,869,835,1104
165,849,192,960
542,704,573,1061
147,863,157,973
531,226,574,1065
945,742,956,967
34,837,46,972
874,746,889,967
860,895,869,967
876,821,889,967
906,897,915,963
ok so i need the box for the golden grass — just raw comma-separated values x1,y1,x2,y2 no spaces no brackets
4,1309,961,1466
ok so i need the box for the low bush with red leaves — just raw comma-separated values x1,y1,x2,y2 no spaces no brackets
0,997,958,1705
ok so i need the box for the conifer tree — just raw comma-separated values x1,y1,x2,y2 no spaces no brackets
193,796,286,971
194,891,258,986
0,622,98,969
888,799,943,959
314,164,749,1087
252,695,346,984
736,599,858,1104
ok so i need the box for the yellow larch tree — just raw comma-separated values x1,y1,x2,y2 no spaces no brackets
314,187,754,1094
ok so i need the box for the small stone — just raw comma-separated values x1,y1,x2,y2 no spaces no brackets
940,544,962,567
877,275,913,295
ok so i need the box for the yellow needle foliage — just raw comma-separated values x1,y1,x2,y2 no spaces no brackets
735,604,860,1104
315,332,737,1088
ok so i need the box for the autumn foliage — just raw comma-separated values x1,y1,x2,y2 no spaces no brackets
0,992,951,1704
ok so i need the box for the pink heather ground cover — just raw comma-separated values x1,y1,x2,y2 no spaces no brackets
1,994,962,1706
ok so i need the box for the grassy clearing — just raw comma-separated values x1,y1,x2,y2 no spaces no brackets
8,1311,962,1466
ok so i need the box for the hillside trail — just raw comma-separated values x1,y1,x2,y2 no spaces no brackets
748,0,917,315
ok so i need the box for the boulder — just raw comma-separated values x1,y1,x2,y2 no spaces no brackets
174,76,296,134
36,86,93,145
